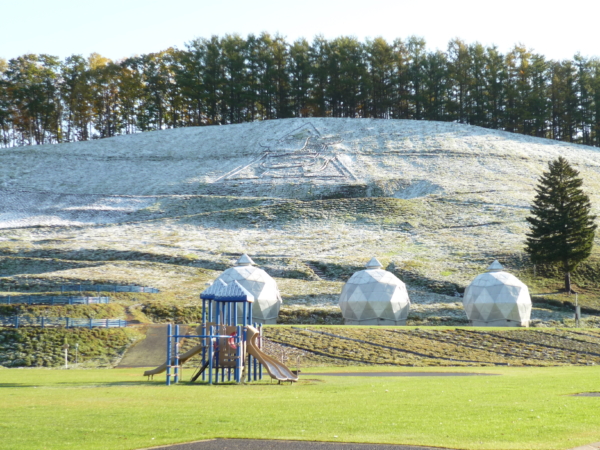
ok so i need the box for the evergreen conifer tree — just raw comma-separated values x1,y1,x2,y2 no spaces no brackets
525,156,597,292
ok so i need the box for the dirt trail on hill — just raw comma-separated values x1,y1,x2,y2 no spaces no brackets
117,325,189,368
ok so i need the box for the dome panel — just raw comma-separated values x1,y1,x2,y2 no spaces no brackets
468,305,483,321
475,301,493,320
487,303,504,322
361,302,377,320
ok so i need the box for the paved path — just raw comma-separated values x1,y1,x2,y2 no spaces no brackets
569,443,600,450
117,325,189,368
309,372,498,377
140,439,454,450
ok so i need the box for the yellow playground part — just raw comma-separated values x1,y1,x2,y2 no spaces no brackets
143,343,204,377
246,325,298,382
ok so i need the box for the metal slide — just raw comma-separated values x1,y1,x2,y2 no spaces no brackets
143,344,204,377
246,325,298,382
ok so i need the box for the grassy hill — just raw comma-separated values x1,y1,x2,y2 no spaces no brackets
1,118,600,327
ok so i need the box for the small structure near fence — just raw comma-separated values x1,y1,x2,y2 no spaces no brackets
0,295,110,305
0,316,129,328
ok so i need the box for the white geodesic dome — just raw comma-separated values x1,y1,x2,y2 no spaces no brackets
215,254,282,324
338,257,410,325
463,260,532,327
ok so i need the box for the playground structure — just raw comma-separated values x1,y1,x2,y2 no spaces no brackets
143,279,298,385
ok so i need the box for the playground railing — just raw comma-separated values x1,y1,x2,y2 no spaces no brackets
0,316,129,329
0,284,159,295
0,295,111,305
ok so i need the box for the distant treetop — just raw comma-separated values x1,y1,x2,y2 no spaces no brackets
1,34,600,149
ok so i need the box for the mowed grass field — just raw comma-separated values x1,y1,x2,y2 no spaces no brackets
1,366,600,450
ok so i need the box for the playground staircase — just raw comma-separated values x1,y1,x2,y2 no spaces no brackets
117,324,189,368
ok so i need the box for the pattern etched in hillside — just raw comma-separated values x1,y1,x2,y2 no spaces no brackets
218,123,354,182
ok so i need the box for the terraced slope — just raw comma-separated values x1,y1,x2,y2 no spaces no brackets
264,327,600,367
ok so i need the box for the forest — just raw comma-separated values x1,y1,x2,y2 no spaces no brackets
1,33,600,148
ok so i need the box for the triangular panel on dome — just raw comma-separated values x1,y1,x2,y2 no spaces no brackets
475,301,493,320
348,300,367,318
366,257,383,269
487,303,504,322
467,306,483,321
496,301,516,317
371,300,389,316
506,304,521,321
486,284,505,301
487,260,504,272
236,254,255,266
360,302,377,320
380,303,397,320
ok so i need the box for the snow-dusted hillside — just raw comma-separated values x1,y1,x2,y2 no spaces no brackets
2,118,600,228
2,118,600,326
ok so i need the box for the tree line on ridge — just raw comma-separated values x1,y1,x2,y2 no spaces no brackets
1,33,600,148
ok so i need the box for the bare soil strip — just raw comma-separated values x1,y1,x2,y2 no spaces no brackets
140,438,455,450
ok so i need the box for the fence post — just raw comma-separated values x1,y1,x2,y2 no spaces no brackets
89,318,93,329
15,316,19,328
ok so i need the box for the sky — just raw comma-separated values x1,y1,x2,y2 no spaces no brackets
2,0,600,62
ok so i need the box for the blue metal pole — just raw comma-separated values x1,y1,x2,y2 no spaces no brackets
202,299,207,382
208,326,214,385
166,324,172,386
174,324,180,384
235,325,241,383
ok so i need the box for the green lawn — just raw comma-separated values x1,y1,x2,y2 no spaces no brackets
0,366,599,450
